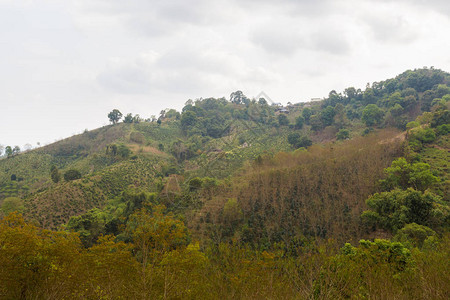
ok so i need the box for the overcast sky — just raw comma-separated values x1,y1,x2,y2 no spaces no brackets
1,0,449,149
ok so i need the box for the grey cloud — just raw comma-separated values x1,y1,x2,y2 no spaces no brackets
96,45,249,95
155,48,241,76
249,20,306,56
251,30,304,55
150,71,211,94
250,22,350,56
419,0,450,15
364,14,418,44
97,63,151,94
75,0,235,37
237,0,335,16
310,30,351,55
377,0,450,16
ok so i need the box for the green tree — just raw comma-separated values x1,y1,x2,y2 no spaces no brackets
12,146,20,155
295,115,304,129
363,188,437,231
5,146,12,157
157,244,208,299
302,108,312,124
386,91,403,107
123,113,133,123
393,223,436,248
126,205,189,266
287,133,312,148
430,109,449,128
222,198,243,235
0,213,82,299
188,177,203,192
287,132,300,147
1,197,24,214
362,87,377,105
66,208,108,247
380,158,438,191
64,169,82,181
309,115,323,131
408,127,436,151
333,103,348,129
79,235,139,298
314,239,414,299
278,114,289,126
108,109,123,124
336,129,350,140
109,144,118,156
362,104,384,127
181,111,197,131
132,114,142,123
165,109,180,119
50,165,61,183
320,106,335,127
344,87,357,100
230,90,247,104
117,144,131,158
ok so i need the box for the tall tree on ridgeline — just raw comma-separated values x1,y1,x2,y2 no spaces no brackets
108,109,123,124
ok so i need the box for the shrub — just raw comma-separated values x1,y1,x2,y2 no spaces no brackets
406,121,419,130
380,158,439,191
393,223,436,248
50,166,61,183
64,169,82,181
117,144,131,158
278,114,289,126
436,124,449,136
188,177,203,192
287,133,312,149
362,127,374,136
430,109,449,128
362,104,384,127
411,127,436,144
1,197,24,214
365,188,437,231
295,115,304,129
336,129,350,140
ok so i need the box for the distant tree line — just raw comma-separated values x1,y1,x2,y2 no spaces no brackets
0,145,20,158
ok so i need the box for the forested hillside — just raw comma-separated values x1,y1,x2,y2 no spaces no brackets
0,68,449,298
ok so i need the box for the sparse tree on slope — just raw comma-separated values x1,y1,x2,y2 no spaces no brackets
5,146,13,158
108,109,123,124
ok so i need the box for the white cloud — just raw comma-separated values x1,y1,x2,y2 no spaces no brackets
1,0,449,147
362,11,419,44
250,19,306,56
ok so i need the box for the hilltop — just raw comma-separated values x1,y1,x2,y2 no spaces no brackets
0,67,449,298
0,67,449,231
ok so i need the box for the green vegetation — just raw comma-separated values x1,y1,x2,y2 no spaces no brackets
108,109,123,124
50,165,61,183
1,197,24,214
336,128,350,140
362,188,438,231
287,132,312,148
0,68,449,298
63,169,81,181
362,104,384,126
